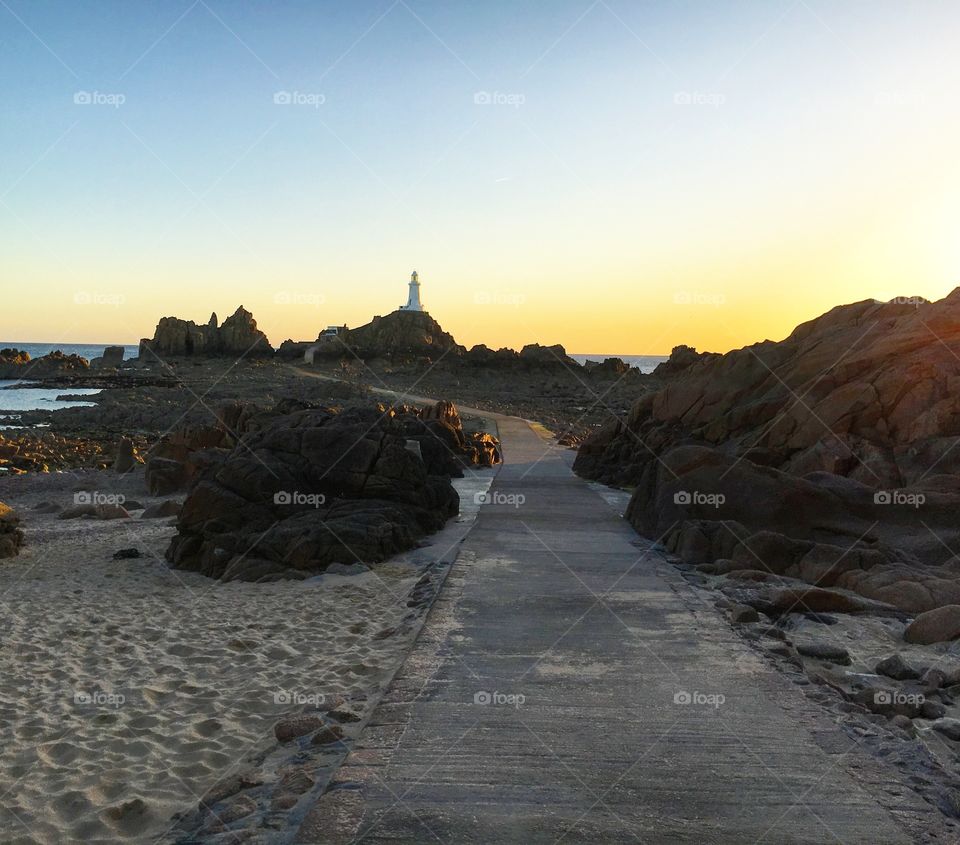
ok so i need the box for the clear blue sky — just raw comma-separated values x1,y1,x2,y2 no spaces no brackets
3,1,960,352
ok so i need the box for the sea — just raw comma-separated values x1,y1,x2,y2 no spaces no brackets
0,342,137,424
571,354,667,374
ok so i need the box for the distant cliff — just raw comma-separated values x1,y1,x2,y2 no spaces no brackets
139,306,273,359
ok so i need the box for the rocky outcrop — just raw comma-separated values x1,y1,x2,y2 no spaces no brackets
310,311,463,362
575,290,960,613
0,349,90,380
652,345,713,378
139,307,273,359
90,346,125,369
146,425,234,495
165,402,482,581
517,343,579,368
0,503,23,558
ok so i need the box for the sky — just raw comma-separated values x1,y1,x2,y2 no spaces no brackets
2,0,960,355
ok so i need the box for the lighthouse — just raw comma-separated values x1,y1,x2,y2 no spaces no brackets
399,270,425,312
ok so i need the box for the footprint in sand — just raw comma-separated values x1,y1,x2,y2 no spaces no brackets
52,789,93,823
192,718,222,738
101,797,151,837
37,741,81,766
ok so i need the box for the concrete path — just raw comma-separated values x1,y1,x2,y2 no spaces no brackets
295,415,936,843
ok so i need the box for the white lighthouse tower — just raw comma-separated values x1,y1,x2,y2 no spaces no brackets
399,270,425,312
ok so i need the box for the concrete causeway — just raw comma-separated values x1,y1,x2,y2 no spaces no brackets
295,415,939,844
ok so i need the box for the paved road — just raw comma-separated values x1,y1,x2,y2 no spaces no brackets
294,409,934,843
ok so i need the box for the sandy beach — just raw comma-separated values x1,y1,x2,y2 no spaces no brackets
0,465,492,843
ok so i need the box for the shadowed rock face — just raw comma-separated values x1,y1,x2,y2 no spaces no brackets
575,289,960,613
0,503,23,558
310,311,463,362
138,306,273,359
0,348,90,380
165,400,499,581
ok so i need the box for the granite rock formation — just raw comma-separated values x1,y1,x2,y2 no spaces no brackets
575,290,960,613
162,399,499,581
0,349,90,380
139,307,273,359
309,311,463,362
0,503,23,558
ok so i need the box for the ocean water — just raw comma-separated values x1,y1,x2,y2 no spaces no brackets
1,342,139,361
571,354,668,374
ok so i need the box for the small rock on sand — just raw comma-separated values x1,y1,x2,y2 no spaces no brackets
904,605,960,645
141,500,182,519
274,714,325,742
933,718,960,741
875,653,920,681
310,724,345,746
729,604,759,624
796,642,851,665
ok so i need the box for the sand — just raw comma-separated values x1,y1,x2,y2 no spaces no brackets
0,467,491,844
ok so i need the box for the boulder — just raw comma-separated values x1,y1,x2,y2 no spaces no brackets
274,714,324,742
90,346,125,369
166,404,462,581
114,437,138,474
729,604,759,624
875,653,920,681
795,642,851,665
904,605,960,645
933,718,960,742
0,503,23,558
141,500,182,519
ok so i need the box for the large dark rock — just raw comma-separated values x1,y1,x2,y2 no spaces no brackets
310,311,462,362
0,503,23,558
576,289,960,613
0,348,90,380
90,346,125,369
139,306,273,359
165,400,497,582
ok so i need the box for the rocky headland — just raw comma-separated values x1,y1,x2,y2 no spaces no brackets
138,306,273,359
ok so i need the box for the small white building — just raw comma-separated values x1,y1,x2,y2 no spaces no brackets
399,270,425,312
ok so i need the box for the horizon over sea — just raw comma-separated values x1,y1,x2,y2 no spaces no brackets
3,344,668,373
